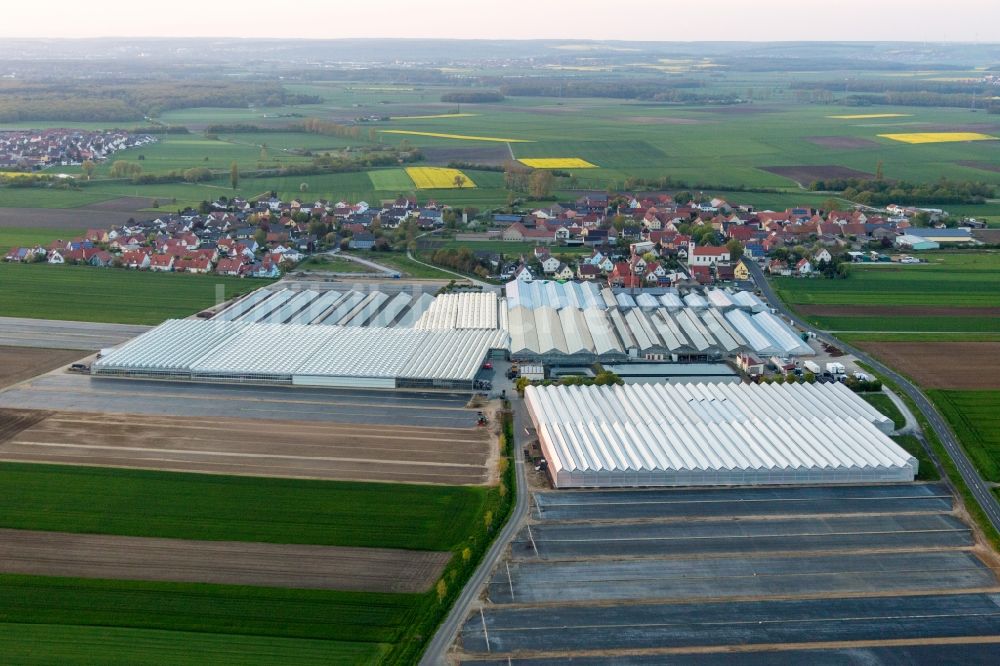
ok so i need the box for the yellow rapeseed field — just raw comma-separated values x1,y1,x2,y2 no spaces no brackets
518,158,598,169
389,113,479,120
381,130,532,143
405,167,477,189
828,113,912,119
878,132,998,144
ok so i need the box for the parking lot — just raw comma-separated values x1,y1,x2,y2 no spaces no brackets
458,483,1000,662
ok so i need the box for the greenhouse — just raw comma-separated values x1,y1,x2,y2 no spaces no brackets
525,382,913,488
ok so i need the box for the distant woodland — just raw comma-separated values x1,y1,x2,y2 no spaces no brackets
0,81,321,122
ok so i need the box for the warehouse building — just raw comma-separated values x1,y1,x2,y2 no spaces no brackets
525,382,913,488
93,319,507,390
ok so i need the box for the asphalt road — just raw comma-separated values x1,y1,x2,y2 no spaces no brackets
746,259,1000,535
419,399,530,665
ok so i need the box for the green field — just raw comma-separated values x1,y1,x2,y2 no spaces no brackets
368,168,415,191
0,576,411,665
0,263,265,325
512,140,667,168
774,252,1000,334
0,463,485,551
927,390,1000,484
5,83,999,215
0,226,83,250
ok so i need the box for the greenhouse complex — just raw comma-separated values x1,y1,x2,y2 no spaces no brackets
525,382,916,488
93,319,508,389
93,279,814,390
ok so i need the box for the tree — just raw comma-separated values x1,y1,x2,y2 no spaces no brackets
299,182,309,193
230,161,239,190
368,127,378,142
452,174,467,189
259,144,268,162
726,238,744,260
875,159,884,181
821,198,840,213
81,159,96,180
529,170,554,199
253,228,267,246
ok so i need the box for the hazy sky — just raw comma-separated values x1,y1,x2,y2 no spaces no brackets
2,0,998,41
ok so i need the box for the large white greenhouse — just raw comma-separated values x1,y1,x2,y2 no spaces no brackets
92,319,508,389
525,382,915,488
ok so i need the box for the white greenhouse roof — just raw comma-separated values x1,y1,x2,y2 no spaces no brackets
414,292,498,330
525,383,913,488
505,280,604,310
94,320,508,384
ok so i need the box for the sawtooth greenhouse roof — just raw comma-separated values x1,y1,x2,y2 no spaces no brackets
525,382,912,488
93,319,508,388
503,280,809,361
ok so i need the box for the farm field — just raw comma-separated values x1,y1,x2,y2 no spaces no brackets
879,132,998,144
405,166,476,189
774,252,1000,334
0,226,82,249
0,410,494,485
0,347,84,389
368,168,415,191
0,462,487,551
4,93,1000,216
928,390,1000,484
0,263,264,325
852,342,1000,390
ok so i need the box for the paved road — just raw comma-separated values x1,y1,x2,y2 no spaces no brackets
0,316,150,351
419,399,530,665
746,259,1000,535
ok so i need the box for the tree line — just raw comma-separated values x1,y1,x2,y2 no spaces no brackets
809,177,994,205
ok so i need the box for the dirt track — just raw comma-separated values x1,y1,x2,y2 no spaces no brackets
0,347,85,389
799,305,1000,318
855,341,1000,389
0,528,449,593
0,410,494,485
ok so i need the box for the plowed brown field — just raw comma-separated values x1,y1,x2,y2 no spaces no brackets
0,411,493,485
855,341,1000,389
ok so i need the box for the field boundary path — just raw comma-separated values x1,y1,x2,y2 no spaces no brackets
419,401,530,665
746,259,1000,536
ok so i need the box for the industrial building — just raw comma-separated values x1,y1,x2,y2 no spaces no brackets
525,382,914,488
93,319,507,389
